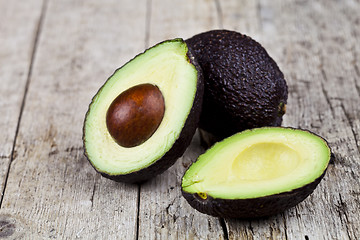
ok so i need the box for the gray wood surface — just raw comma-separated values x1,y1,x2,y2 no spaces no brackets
0,0,44,205
0,0,359,239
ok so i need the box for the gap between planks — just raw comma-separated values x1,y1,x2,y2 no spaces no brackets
0,0,49,208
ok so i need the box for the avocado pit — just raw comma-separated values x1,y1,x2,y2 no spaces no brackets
106,83,165,148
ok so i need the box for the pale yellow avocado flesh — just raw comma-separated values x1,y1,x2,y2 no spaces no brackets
84,39,197,175
182,128,331,199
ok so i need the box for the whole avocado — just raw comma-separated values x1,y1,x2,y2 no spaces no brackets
186,30,288,143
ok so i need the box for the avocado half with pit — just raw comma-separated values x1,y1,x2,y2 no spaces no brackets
182,127,331,218
186,30,288,145
83,39,203,183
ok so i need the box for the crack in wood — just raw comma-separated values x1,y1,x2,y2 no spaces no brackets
65,146,83,153
165,197,177,216
62,164,68,182
329,152,336,165
337,193,352,240
248,221,254,235
269,225,273,239
0,0,48,209
135,183,141,240
282,214,289,240
295,206,300,219
90,180,96,210
219,218,229,240
48,149,59,156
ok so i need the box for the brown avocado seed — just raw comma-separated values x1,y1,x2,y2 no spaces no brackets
106,83,165,148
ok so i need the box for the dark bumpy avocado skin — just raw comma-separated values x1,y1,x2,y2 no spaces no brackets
182,171,326,219
186,30,288,142
83,43,204,183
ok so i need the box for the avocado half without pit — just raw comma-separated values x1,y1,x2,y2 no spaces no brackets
181,127,331,218
83,39,203,183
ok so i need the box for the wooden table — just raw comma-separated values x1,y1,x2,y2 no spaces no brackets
1,0,359,239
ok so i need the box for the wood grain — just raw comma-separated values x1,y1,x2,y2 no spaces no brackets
0,0,358,239
0,0,147,238
138,133,225,240
0,0,44,205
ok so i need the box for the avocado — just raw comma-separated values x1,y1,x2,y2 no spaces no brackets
186,30,288,144
181,127,331,218
83,39,204,183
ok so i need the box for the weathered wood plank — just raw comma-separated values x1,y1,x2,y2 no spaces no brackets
139,133,225,240
0,0,44,204
0,0,359,239
278,1,360,239
220,0,360,239
146,0,220,47
0,0,148,238
137,0,225,239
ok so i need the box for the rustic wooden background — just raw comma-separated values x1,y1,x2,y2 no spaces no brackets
1,0,359,239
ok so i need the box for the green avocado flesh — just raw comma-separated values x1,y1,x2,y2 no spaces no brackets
182,127,331,199
84,39,198,176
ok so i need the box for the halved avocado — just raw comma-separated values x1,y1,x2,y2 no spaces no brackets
182,127,331,218
83,39,203,183
186,30,288,145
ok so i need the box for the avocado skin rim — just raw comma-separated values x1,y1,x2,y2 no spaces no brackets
182,171,326,219
82,41,204,183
